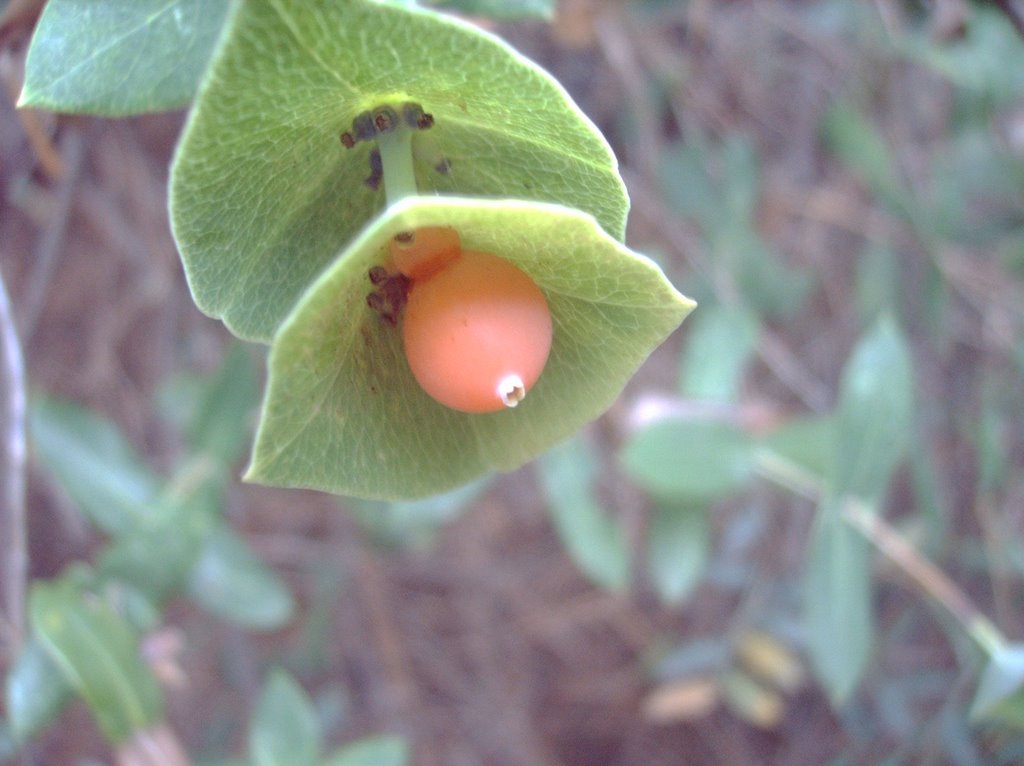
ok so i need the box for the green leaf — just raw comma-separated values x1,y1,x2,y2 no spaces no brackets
186,523,295,630
29,579,164,743
854,244,900,325
719,229,813,320
347,475,492,547
324,735,409,766
29,398,161,536
658,141,723,233
903,7,1024,107
20,0,230,116
246,197,692,499
620,418,754,502
831,317,914,503
760,416,835,482
96,505,210,604
5,637,74,744
422,0,554,21
971,644,1024,727
803,321,911,706
720,134,760,225
186,343,261,466
679,304,759,402
250,670,320,766
647,502,710,605
170,0,629,343
537,436,630,592
822,101,902,208
805,498,873,706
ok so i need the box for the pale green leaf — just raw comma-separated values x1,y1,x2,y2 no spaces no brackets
538,436,630,592
658,141,723,233
20,0,230,115
620,418,753,502
679,304,759,402
760,416,835,482
186,342,261,466
186,524,295,630
347,475,492,547
802,321,910,706
97,505,210,604
5,637,73,744
805,498,873,706
250,670,320,766
30,398,161,536
855,245,901,325
29,580,163,743
831,317,914,503
246,197,693,499
324,735,409,766
720,134,760,225
971,644,1024,726
823,101,902,207
903,7,1024,106
717,229,813,320
647,502,710,605
170,0,629,342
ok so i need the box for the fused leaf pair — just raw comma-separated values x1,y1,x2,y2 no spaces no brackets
165,0,694,499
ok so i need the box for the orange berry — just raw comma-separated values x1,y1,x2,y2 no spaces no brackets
389,226,461,280
402,250,552,413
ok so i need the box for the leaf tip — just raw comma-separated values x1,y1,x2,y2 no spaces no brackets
15,86,33,110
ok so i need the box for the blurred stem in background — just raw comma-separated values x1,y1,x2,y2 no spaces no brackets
0,260,27,667
754,451,1005,659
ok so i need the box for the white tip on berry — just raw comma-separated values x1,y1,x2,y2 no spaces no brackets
497,374,526,408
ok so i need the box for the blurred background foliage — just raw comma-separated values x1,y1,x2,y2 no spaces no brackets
2,0,1024,764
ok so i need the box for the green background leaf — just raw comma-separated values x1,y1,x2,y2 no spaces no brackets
805,499,873,706
4,638,73,744
804,319,912,706
972,644,1024,726
184,342,260,467
759,415,836,482
20,0,230,116
537,436,630,592
678,304,759,403
647,502,711,605
170,0,628,343
346,476,492,547
831,317,914,503
30,398,161,536
620,418,754,502
249,670,320,766
324,735,409,766
29,580,164,743
186,523,295,630
246,197,692,499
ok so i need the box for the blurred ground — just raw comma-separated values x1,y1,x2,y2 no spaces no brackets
3,0,1024,764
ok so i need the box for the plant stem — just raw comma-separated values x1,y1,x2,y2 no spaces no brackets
842,499,1005,657
376,128,418,207
754,449,1006,658
0,261,27,665
753,449,820,501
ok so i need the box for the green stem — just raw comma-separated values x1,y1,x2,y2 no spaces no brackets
753,448,821,501
376,128,418,207
755,448,1007,658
